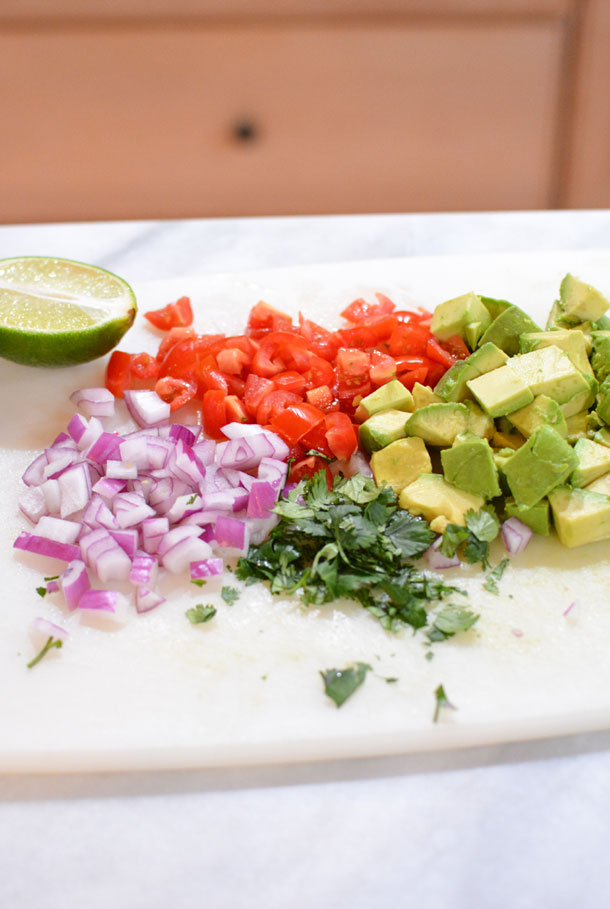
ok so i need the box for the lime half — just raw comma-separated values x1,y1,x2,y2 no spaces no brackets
0,256,137,367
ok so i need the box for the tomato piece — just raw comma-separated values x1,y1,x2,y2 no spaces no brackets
324,412,358,460
145,296,193,330
298,315,341,360
340,294,395,324
388,323,431,357
398,366,429,390
105,351,133,398
259,331,312,372
224,374,246,397
273,371,307,396
155,376,197,412
338,325,378,348
129,352,160,381
424,361,446,387
440,334,470,360
251,346,285,378
369,351,396,385
225,395,250,424
202,389,228,440
289,457,333,486
301,354,334,390
394,355,427,374
243,374,276,417
270,402,325,445
336,348,371,383
199,364,229,395
256,390,303,426
426,338,457,369
299,422,334,459
305,385,335,412
216,347,249,375
246,301,293,339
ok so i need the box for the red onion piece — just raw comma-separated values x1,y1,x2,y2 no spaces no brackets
141,516,170,554
87,432,123,464
130,550,159,586
346,450,373,479
501,517,533,555
70,387,115,419
135,586,166,614
192,440,216,466
220,422,270,440
92,476,126,499
67,413,88,444
247,514,280,545
106,460,138,480
258,430,289,461
60,559,91,610
168,424,198,447
424,538,460,570
40,479,61,514
190,557,224,579
14,531,80,563
79,528,132,582
158,526,213,573
43,449,78,480
76,416,104,452
83,495,120,531
34,515,82,545
214,515,249,554
257,457,288,490
109,528,138,558
22,452,48,487
247,481,278,519
113,492,156,528
78,589,128,625
123,390,171,427
217,436,273,471
57,463,92,519
19,487,47,524
30,616,69,642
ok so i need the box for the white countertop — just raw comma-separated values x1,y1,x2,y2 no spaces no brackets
3,210,610,909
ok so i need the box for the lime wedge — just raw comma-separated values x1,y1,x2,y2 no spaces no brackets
0,256,137,367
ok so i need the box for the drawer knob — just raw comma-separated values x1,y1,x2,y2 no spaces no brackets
232,119,259,144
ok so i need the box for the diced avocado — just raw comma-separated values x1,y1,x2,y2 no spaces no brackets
412,382,442,410
569,438,610,487
507,345,590,405
591,333,610,383
479,295,514,321
596,375,610,426
370,437,432,495
559,372,598,418
504,497,550,535
593,426,610,448
359,409,411,454
434,342,508,402
467,366,534,418
355,379,414,420
492,430,526,450
519,329,593,376
494,447,518,470
405,402,470,447
430,292,492,348
565,412,589,443
585,473,610,496
501,425,577,507
549,486,610,548
478,306,541,356
507,395,568,439
464,400,494,439
440,432,501,499
398,473,484,527
559,273,610,323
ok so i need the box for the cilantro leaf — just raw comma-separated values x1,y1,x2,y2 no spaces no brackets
320,662,371,707
190,579,207,587
36,586,47,598
186,604,217,624
433,684,456,722
440,524,469,558
465,507,500,543
483,557,510,594
339,473,380,505
428,605,479,641
221,586,240,606
384,511,435,558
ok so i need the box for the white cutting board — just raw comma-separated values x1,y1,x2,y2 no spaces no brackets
2,249,610,773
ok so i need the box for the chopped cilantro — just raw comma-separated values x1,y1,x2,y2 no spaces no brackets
237,471,459,636
428,605,479,642
27,636,62,669
35,586,47,598
440,507,500,568
305,449,333,463
43,575,59,582
433,683,456,722
186,604,216,624
221,586,240,606
483,558,510,594
190,579,207,587
320,662,371,707
187,493,198,505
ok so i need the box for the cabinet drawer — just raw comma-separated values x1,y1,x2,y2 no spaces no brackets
0,23,563,221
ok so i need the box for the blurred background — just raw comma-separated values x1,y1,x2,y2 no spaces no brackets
0,0,608,223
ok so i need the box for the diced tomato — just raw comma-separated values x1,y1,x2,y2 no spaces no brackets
225,395,250,424
273,371,307,396
424,361,446,387
388,323,431,357
369,351,396,385
398,366,429,390
270,403,325,445
289,456,333,486
155,376,197,412
324,412,358,460
301,354,334,390
105,351,133,398
145,296,193,330
199,363,229,395
251,346,285,378
336,348,371,381
338,325,378,349
217,347,249,375
259,331,311,372
243,374,276,417
305,385,335,412
256,390,303,426
440,334,470,360
340,294,395,323
129,352,160,381
298,315,341,361
299,422,333,459
202,389,228,440
426,337,457,369
246,301,293,339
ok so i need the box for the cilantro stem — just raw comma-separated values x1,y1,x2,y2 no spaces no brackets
27,636,63,669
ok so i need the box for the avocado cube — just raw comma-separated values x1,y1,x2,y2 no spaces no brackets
559,274,610,323
479,295,514,321
440,433,501,500
591,333,610,382
593,426,610,448
464,400,494,439
398,473,484,527
492,430,527,450
585,473,610,496
549,486,610,547
434,342,508,402
405,403,470,447
565,412,588,443
501,425,577,507
559,372,598,418
370,437,432,495
430,292,492,348
519,329,593,376
411,382,442,410
358,409,411,453
569,438,610,488
504,497,550,535
467,365,534,418
478,306,541,356
507,395,568,439
507,345,591,405
356,379,414,420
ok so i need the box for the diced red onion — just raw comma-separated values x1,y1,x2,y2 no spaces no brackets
22,452,48,487
78,589,128,625
157,526,213,573
30,616,69,643
57,463,92,518
347,450,373,478
40,478,61,514
141,516,170,554
113,492,156,528
501,517,533,555
87,432,123,464
19,486,47,524
247,481,278,519
106,459,138,480
190,557,224,579
135,586,166,614
34,515,82,545
43,449,78,480
67,413,88,444
424,538,460,570
59,559,91,610
202,488,249,512
76,416,104,452
14,531,80,563
92,476,126,499
192,440,216,466
83,495,120,530
220,421,270,439
216,436,273,471
130,550,159,586
214,515,249,554
178,509,221,526
257,457,288,490
79,528,132,582
123,389,171,427
70,387,115,419
46,580,59,593
109,528,138,558
247,514,280,545
168,424,198,446
258,430,289,461
217,467,243,488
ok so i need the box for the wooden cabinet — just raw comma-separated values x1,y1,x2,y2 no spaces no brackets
0,1,606,222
